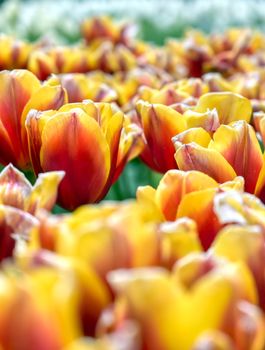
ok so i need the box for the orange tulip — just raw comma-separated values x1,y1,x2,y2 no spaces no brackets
175,120,265,196
26,101,143,209
137,169,244,249
0,69,67,169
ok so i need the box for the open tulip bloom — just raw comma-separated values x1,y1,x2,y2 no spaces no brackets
0,15,265,350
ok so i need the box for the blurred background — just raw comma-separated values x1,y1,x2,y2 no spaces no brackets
0,0,264,45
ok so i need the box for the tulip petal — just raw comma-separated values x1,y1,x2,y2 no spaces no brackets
137,101,187,172
0,70,40,167
209,121,263,193
40,108,111,209
175,143,237,183
195,92,252,124
155,169,218,221
172,127,211,153
26,171,65,214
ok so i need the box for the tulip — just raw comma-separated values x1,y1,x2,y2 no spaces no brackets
0,69,67,169
0,35,32,70
107,257,263,350
175,120,265,195
47,74,117,103
81,16,135,46
213,190,265,309
137,92,252,173
0,164,63,262
57,200,162,279
28,47,90,81
26,101,143,209
137,169,244,249
0,267,81,350
0,164,64,214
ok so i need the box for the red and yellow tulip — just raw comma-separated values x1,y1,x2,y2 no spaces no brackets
26,101,143,209
0,69,67,169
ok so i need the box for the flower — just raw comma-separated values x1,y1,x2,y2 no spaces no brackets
0,69,67,169
26,101,143,209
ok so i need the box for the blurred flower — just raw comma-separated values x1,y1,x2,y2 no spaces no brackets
0,164,64,214
81,16,136,46
0,69,67,169
107,257,263,350
28,47,90,81
136,92,251,173
26,101,143,209
47,73,118,103
0,267,81,350
0,35,32,70
57,200,162,279
213,190,265,309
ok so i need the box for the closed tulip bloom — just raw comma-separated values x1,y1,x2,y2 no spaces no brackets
26,101,143,209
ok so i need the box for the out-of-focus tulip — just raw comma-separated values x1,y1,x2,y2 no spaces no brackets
81,16,135,46
0,267,81,350
48,74,118,103
88,42,137,73
26,101,143,209
0,164,64,214
57,200,162,279
0,69,67,169
0,164,63,262
14,249,111,337
0,35,32,70
212,190,265,309
28,47,90,81
107,257,263,350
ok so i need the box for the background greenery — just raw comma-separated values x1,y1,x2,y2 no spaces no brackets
0,0,265,45
0,0,264,203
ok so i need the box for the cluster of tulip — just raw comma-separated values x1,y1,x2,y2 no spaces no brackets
1,16,265,349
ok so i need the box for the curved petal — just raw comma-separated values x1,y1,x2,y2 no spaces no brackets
26,110,56,174
155,170,218,221
40,108,111,209
195,92,252,124
137,100,187,172
0,70,40,167
175,143,237,183
209,121,263,193
177,188,220,249
172,127,211,153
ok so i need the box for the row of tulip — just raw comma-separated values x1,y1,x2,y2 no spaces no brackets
2,67,265,210
0,163,264,350
1,16,265,350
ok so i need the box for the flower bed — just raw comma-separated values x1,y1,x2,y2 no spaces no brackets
0,14,264,350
